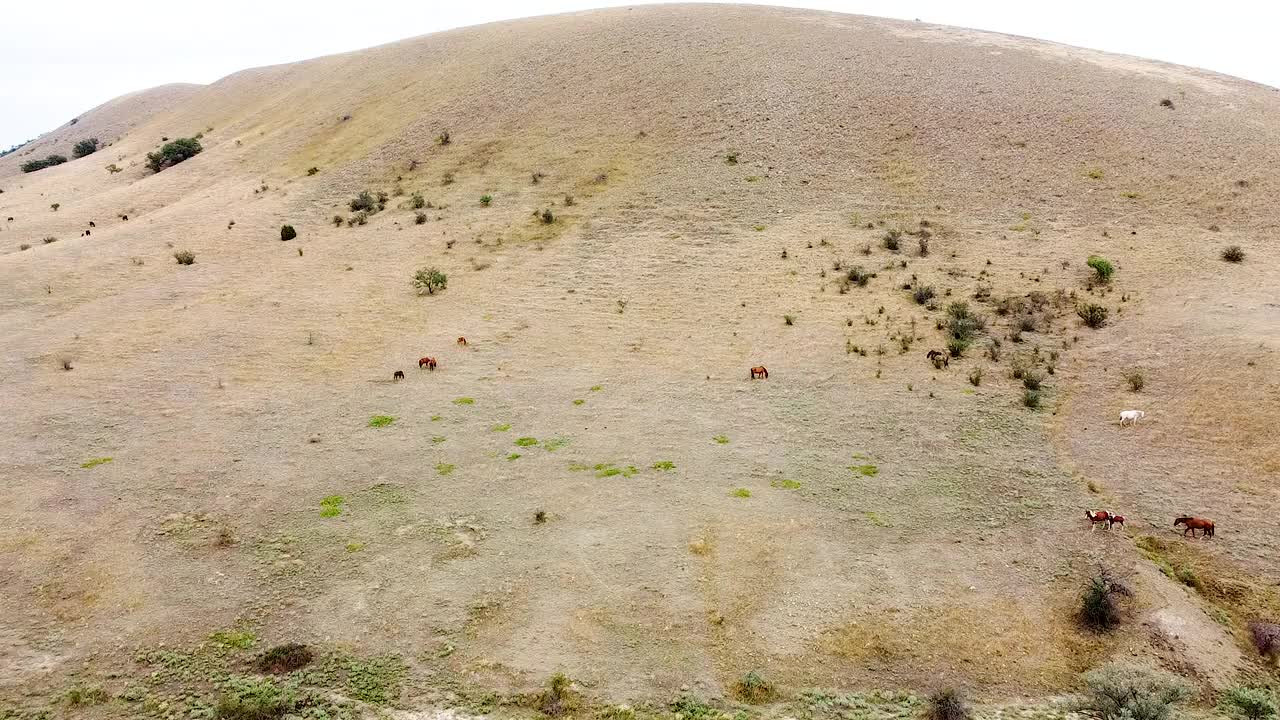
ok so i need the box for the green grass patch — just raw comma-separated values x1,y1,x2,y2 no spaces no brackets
431,435,447,443
865,511,891,527
849,463,879,477
652,461,676,471
344,654,407,705
514,437,538,447
753,225,766,232
80,457,113,469
319,495,345,517
436,463,455,476
713,435,730,444
208,629,257,650
590,385,603,392
452,397,475,405
345,542,366,553
731,488,752,498
507,453,521,461
573,398,585,405
771,478,802,490
543,438,569,452
431,415,443,421
491,423,511,432
368,415,395,428
568,462,590,472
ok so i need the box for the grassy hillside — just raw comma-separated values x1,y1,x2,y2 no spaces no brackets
1,5,1277,718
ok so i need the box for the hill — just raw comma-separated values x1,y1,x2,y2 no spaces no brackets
1,5,1277,718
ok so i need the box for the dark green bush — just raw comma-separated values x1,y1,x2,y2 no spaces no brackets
72,138,99,158
21,154,68,173
1023,389,1041,409
1220,687,1278,720
145,138,202,173
1079,569,1129,630
1087,255,1115,282
174,250,195,265
1222,245,1245,263
255,643,314,674
414,212,427,225
1082,663,1188,720
350,191,377,212
912,285,936,305
306,166,319,176
280,225,296,241
413,267,447,295
540,208,555,224
882,229,902,252
411,193,426,210
537,673,579,717
1078,303,1109,328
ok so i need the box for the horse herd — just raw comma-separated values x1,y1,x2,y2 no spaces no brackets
391,337,464,381
1086,509,1216,538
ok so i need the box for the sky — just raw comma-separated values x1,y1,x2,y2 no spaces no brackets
3,0,1278,149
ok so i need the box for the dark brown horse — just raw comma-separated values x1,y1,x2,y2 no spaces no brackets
750,366,768,380
457,337,468,346
392,370,405,381
418,357,437,370
1108,514,1126,530
1174,517,1214,538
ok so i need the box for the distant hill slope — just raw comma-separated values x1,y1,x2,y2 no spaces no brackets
0,5,1276,716
0,83,201,180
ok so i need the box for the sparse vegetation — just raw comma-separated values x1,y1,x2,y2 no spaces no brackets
50,203,60,212
784,314,795,325
146,137,202,173
733,671,775,704
480,194,492,206
1250,620,1280,661
1123,369,1145,392
968,367,982,386
413,266,448,295
43,236,58,244
1087,255,1115,283
731,488,751,498
319,495,344,517
415,212,427,225
913,285,936,305
280,225,296,241
66,685,110,706
350,190,381,213
882,228,902,252
21,154,68,173
255,643,314,674
72,138,99,158
1023,389,1041,409
652,461,675,470
927,688,971,720
1079,567,1130,631
1081,663,1189,720
80,457,113,469
540,208,555,224
1077,303,1109,328
368,415,395,427
1220,688,1278,720
1222,245,1246,263
174,250,195,265
307,166,319,176
537,672,580,717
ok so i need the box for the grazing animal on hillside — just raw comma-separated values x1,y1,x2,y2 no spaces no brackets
1175,516,1214,538
457,337,467,346
750,366,769,380
1108,514,1126,529
392,370,405,381
121,214,128,221
1119,409,1146,426
1085,509,1111,530
926,349,949,369
84,230,90,236
88,221,95,227
418,357,437,370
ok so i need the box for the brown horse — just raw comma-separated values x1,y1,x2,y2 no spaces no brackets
418,357,437,370
750,366,769,380
457,337,468,346
392,370,405,381
1174,517,1214,538
1085,509,1111,530
1108,514,1126,530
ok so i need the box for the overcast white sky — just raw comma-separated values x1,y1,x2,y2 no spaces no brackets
3,1,1277,149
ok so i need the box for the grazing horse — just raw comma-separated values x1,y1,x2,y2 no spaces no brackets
1085,509,1111,530
457,337,468,346
392,370,405,381
750,366,769,380
418,357,437,370
1108,514,1126,530
1174,517,1214,538
926,349,949,369
88,221,96,227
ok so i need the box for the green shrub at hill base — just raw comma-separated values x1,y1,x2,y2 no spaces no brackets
72,138,99,158
146,137,203,173
20,154,67,173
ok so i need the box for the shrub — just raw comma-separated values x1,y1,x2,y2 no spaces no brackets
414,212,427,225
947,338,968,357
280,225,296,241
442,172,455,185
733,671,774,704
846,266,871,287
72,138,99,158
255,643,314,674
918,236,930,257
66,685,110,706
968,367,982,386
927,687,971,720
480,194,492,207
411,192,426,210
174,250,195,265
534,509,547,524
913,285,936,305
215,676,297,720
1078,303,1109,328
332,215,344,227
349,191,378,212
1022,372,1043,391
19,243,30,251
882,228,902,252
1222,245,1245,263
42,236,58,244
21,154,68,173
947,302,986,343
1123,370,1145,392
105,163,122,173
413,267,448,295
1249,620,1280,660
1220,687,1278,720
1023,389,1041,409
436,129,451,146
348,211,368,227
783,314,795,326
1087,255,1115,283
537,673,579,717
1160,98,1174,108
725,151,739,165
1079,568,1130,631
1082,663,1189,720
145,137,202,173
50,203,60,212
307,166,319,176
540,208,555,224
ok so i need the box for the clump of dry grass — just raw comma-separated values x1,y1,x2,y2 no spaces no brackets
927,687,971,720
733,671,775,704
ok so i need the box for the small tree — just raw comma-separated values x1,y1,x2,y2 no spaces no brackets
1087,255,1115,283
411,192,426,210
173,250,195,265
540,208,555,224
72,138,99,158
1082,664,1189,720
1079,567,1130,631
413,267,447,295
1078,303,1109,328
280,225,297,241
145,138,202,173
